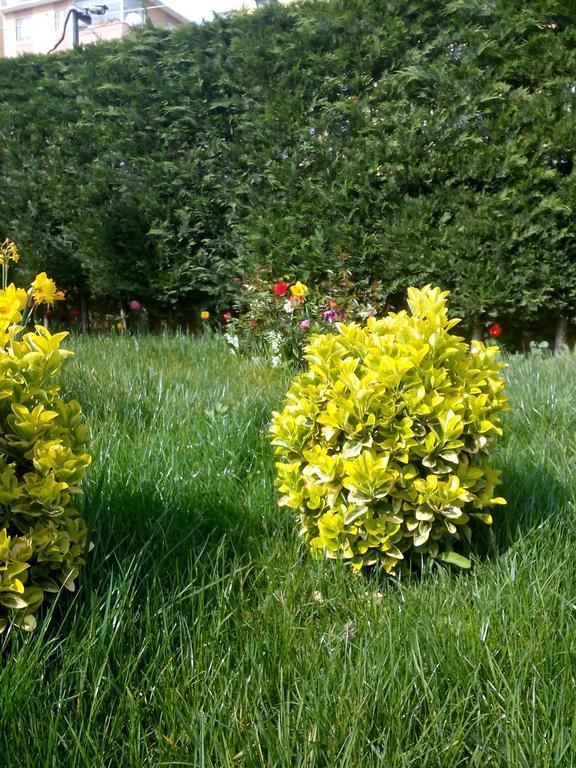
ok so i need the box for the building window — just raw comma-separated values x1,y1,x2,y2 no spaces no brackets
55,9,68,33
15,16,31,42
103,1,146,25
125,0,145,12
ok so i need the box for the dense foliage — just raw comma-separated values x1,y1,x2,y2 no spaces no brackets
270,286,507,573
0,0,575,339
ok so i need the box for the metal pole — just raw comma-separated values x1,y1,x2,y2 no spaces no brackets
72,10,80,47
71,9,93,48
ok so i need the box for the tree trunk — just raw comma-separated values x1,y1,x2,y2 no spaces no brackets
554,315,568,356
80,291,90,335
471,317,483,341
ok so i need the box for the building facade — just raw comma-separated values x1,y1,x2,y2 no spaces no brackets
1,0,186,57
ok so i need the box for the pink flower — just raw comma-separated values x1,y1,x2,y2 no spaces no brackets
299,319,311,329
130,300,142,312
223,311,232,322
323,309,340,323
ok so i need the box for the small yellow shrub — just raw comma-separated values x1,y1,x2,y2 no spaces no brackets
270,285,507,573
0,240,90,632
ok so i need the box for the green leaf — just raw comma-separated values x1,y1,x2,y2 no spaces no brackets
438,551,471,569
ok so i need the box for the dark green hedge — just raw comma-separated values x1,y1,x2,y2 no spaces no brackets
0,0,575,339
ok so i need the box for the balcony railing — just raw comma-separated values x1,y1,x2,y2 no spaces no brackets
79,1,146,26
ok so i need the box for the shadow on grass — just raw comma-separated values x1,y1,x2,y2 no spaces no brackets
26,458,570,641
472,460,571,560
0,481,282,662
21,498,270,649
90,487,270,573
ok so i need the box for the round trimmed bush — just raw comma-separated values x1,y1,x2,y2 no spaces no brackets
269,285,507,573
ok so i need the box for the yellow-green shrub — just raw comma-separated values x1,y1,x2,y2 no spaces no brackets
270,285,507,574
0,240,90,632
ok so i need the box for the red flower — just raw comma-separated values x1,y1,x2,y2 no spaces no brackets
70,307,80,319
488,323,502,338
273,282,289,297
222,311,232,322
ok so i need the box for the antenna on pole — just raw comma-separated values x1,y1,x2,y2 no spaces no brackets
49,4,109,52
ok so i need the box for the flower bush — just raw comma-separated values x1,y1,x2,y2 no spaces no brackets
269,285,507,574
226,258,385,364
0,240,91,632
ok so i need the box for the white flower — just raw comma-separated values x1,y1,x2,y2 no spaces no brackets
224,333,239,351
271,355,282,367
265,331,282,352
283,300,294,314
358,304,376,320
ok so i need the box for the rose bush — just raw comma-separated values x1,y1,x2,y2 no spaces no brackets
226,259,385,364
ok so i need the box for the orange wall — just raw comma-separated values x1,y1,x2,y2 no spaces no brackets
148,7,178,28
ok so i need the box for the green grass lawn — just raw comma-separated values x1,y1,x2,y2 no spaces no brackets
1,336,576,767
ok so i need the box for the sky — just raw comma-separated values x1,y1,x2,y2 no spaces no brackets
166,0,254,23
